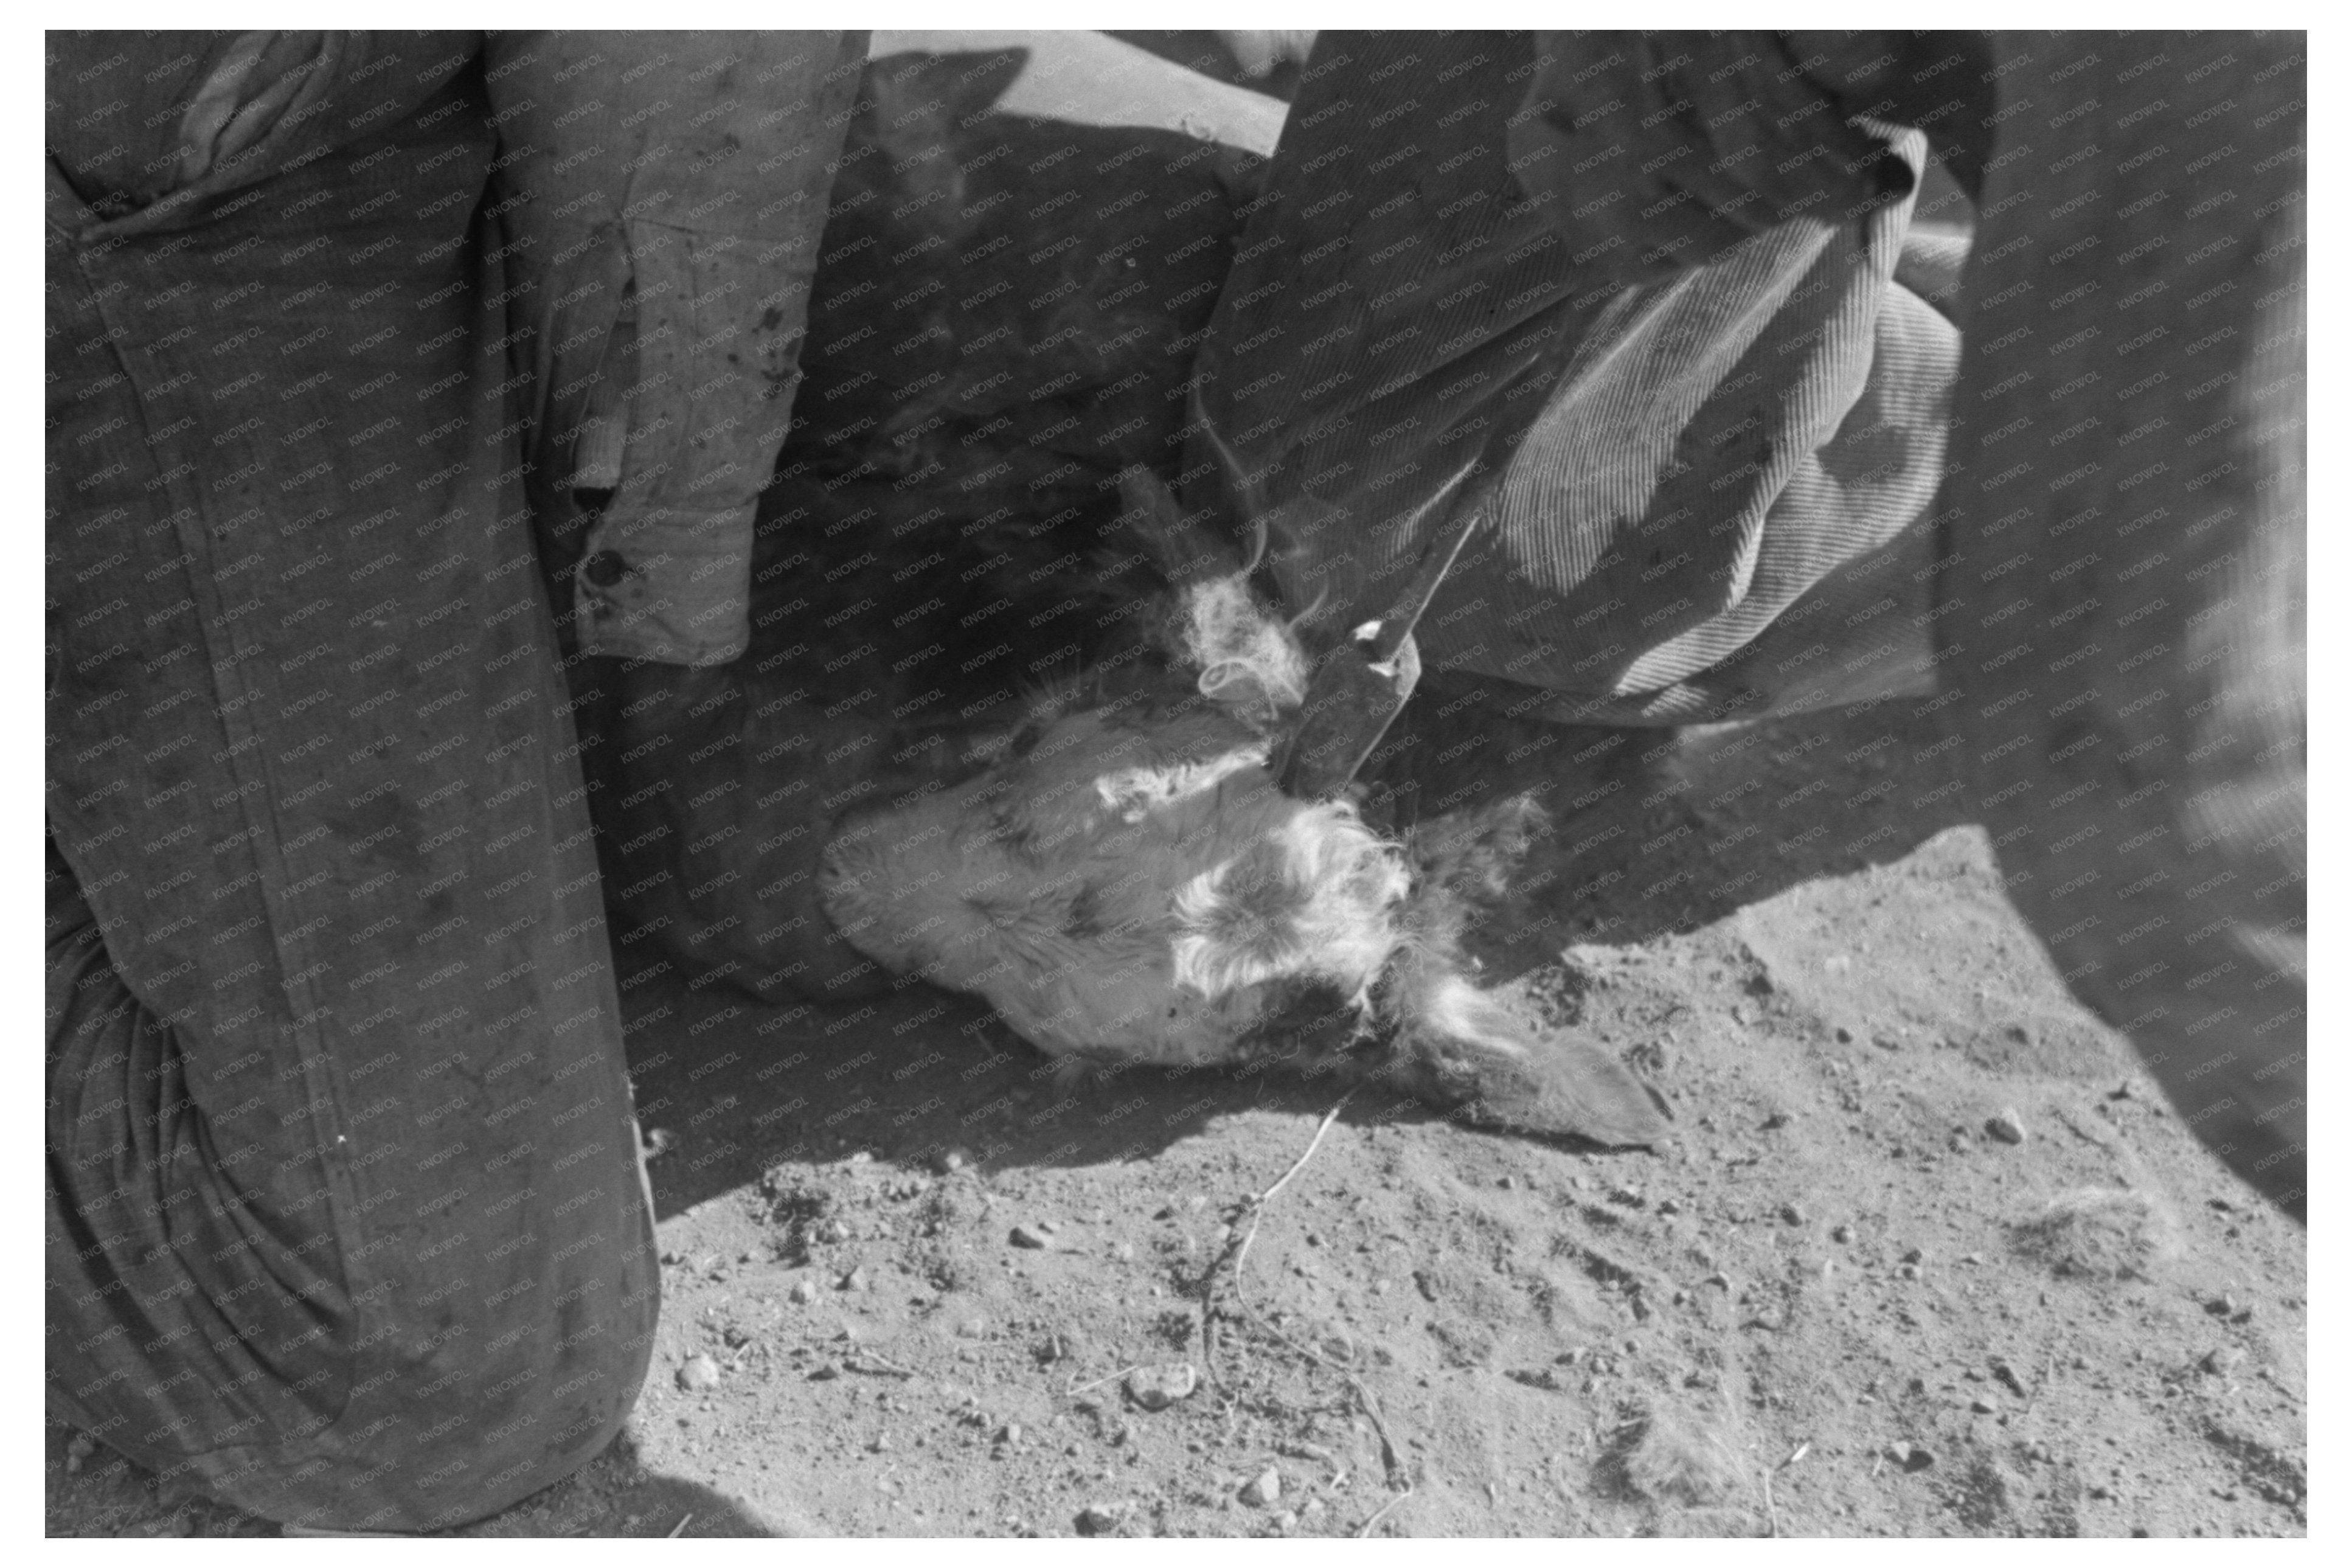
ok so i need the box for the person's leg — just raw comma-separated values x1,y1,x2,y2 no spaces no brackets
1937,33,2305,1216
45,42,657,1527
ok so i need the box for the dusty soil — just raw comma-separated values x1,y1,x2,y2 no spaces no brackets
46,692,2308,1538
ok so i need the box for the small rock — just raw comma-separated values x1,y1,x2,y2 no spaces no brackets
1125,1362,1199,1411
676,1353,722,1393
808,1361,841,1381
1900,1246,1926,1264
1496,1174,1516,1189
64,1433,95,1474
1986,1109,2027,1145
1888,1441,1935,1472
1898,1263,1921,1280
1010,1224,1056,1251
1076,1502,1125,1536
1831,1224,1856,1243
1703,1271,1732,1290
997,1423,1022,1446
1238,1467,1283,1507
1833,1025,1854,1044
2206,1292,2238,1317
1269,1509,1299,1533
1656,1197,1682,1216
2201,1346,2246,1376
1969,1397,1996,1415
1780,1203,1806,1226
870,1432,892,1453
840,1265,870,1292
789,1277,819,1304
956,1315,989,1338
661,1249,687,1266
819,1218,852,1243
1110,1241,1136,1262
934,1148,970,1174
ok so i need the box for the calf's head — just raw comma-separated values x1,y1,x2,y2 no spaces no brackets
818,471,1667,1146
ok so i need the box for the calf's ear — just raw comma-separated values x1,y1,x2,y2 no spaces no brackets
1386,968,1671,1148
1117,465,1240,589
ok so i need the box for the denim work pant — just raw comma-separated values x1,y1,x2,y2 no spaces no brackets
46,44,657,1530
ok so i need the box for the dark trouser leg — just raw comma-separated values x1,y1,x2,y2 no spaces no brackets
46,819,657,1529
46,82,661,1519
1940,34,2305,1218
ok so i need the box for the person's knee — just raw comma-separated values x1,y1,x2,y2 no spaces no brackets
54,1239,659,1532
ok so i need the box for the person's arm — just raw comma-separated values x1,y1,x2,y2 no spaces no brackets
481,32,868,665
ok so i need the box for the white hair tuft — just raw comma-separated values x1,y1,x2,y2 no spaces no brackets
1178,576,1309,724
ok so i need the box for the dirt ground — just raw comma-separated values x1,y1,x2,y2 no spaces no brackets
45,691,2308,1538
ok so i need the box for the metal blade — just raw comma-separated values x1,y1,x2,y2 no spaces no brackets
1275,453,1488,799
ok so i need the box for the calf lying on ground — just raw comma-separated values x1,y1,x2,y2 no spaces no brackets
818,470,1670,1147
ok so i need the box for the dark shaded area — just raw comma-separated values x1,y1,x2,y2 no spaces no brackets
580,47,1268,1005
44,1418,797,1538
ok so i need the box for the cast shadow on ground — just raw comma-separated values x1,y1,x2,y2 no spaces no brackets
40,1421,791,1539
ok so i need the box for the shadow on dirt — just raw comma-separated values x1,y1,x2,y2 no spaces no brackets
621,688,1983,1221
40,1420,795,1539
